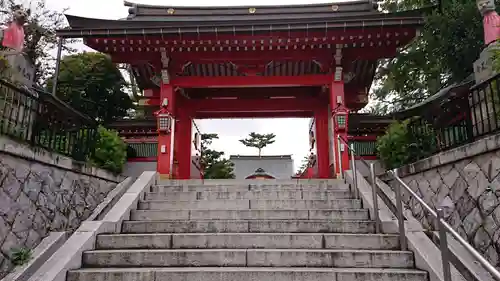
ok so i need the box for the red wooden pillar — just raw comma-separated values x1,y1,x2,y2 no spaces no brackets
315,105,330,178
176,105,193,179
157,83,176,179
330,47,349,177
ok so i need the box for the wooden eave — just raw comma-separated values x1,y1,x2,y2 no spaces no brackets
56,5,429,38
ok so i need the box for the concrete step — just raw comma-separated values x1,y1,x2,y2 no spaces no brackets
96,233,400,250
82,248,414,268
130,209,369,221
144,190,354,200
150,184,350,193
121,220,375,233
67,267,428,281
138,199,362,210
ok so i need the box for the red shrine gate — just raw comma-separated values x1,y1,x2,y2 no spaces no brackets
56,1,425,179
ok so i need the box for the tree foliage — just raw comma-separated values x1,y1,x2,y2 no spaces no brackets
47,52,134,124
89,126,127,174
296,155,310,175
372,0,490,113
239,132,276,156
0,0,71,83
201,133,235,179
376,119,436,169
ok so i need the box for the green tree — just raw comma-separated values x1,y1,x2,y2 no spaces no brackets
296,155,310,175
376,119,436,169
89,126,127,174
239,132,276,156
372,0,490,113
47,52,134,124
201,133,235,179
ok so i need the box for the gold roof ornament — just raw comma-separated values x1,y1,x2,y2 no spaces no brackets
167,8,175,14
248,7,256,14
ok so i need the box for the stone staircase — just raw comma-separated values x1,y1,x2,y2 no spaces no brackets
66,181,429,281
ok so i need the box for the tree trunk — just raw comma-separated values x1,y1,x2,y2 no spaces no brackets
258,148,261,157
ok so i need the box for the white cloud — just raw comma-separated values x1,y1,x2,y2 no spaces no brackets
43,0,335,171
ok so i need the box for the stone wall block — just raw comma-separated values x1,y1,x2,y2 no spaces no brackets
457,194,477,220
479,154,500,181
483,215,499,237
465,168,488,200
447,210,462,229
485,245,499,266
450,176,468,201
1,233,21,258
463,208,482,237
2,171,22,201
36,192,56,220
25,229,41,249
23,172,43,202
441,167,460,189
473,227,491,253
0,252,12,277
0,216,9,246
0,190,18,224
479,191,498,215
433,183,450,209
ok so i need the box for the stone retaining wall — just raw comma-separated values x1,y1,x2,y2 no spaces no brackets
0,136,120,278
385,133,500,268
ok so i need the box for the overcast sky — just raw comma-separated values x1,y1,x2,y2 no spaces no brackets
42,0,345,172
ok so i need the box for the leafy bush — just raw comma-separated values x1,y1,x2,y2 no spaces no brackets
89,126,127,173
376,119,436,169
11,247,32,266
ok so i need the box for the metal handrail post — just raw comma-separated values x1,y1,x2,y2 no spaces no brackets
337,136,343,180
369,163,381,233
349,143,358,199
393,168,408,250
437,208,453,281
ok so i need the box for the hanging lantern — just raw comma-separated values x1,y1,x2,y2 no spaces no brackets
334,107,348,132
156,112,173,134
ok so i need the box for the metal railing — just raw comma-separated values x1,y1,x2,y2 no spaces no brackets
404,74,500,160
0,79,98,161
337,133,500,281
391,169,500,281
337,135,381,233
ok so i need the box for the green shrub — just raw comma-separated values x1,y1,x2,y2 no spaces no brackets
376,118,436,169
89,126,127,173
11,247,32,266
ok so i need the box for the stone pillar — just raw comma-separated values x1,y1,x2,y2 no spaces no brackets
330,45,349,177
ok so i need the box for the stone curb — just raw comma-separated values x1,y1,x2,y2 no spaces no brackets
1,232,67,281
25,171,156,281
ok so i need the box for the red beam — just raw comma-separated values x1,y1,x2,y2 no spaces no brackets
110,47,395,65
89,28,417,51
189,97,321,112
171,75,331,88
110,48,332,63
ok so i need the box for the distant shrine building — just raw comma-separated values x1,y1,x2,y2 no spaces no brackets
56,1,426,179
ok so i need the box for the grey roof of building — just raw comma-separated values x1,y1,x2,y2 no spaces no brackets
57,1,431,38
230,155,292,160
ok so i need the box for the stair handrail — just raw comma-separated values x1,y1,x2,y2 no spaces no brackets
391,169,500,281
337,135,381,233
338,134,500,280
